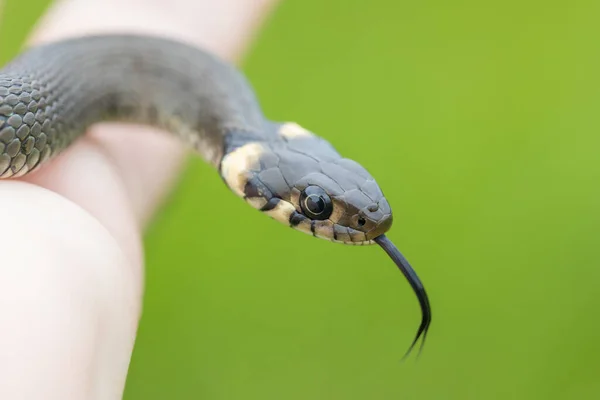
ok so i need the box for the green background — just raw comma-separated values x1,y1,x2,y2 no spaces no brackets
2,0,600,399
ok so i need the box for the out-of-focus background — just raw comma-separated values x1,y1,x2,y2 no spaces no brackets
2,0,600,399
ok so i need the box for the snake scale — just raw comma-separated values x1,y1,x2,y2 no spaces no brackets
0,34,431,358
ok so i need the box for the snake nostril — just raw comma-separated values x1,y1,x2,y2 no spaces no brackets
357,217,366,227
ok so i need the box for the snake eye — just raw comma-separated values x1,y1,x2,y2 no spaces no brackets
300,185,333,220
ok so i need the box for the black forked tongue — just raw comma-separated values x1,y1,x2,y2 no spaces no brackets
374,234,431,361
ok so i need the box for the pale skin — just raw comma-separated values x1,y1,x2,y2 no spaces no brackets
0,0,280,398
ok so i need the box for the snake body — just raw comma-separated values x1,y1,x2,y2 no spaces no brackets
0,34,431,356
0,35,264,173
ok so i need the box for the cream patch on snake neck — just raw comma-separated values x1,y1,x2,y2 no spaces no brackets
278,122,315,139
220,142,264,197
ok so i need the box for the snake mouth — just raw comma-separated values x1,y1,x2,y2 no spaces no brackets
365,214,393,241
374,234,431,360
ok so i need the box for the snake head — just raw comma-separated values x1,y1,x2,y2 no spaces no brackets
220,122,429,360
219,122,393,244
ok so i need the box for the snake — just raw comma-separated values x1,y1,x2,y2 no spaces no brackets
0,34,431,358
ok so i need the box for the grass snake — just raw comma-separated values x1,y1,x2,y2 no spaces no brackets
0,34,431,359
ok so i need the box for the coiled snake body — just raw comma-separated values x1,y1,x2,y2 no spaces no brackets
0,34,430,358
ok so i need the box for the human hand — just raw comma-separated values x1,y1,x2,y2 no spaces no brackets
0,0,278,398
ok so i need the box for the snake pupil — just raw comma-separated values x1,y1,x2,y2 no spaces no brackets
300,186,333,220
306,194,325,214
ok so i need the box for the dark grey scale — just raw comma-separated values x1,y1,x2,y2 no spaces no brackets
6,139,21,157
34,131,47,150
378,198,392,216
288,211,306,227
340,188,373,208
282,135,341,163
0,125,15,142
333,224,350,242
257,167,289,198
22,136,35,153
17,123,30,140
343,224,368,243
258,148,280,171
0,104,11,117
331,225,340,241
294,172,344,197
260,197,281,212
359,178,384,202
320,161,370,193
26,149,40,171
275,147,322,188
0,154,8,175
244,176,274,201
11,154,26,175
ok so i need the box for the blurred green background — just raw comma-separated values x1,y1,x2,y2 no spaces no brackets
2,0,600,399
